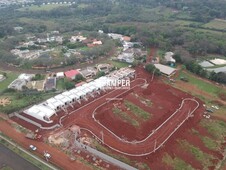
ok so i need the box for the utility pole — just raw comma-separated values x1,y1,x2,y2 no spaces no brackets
151,68,156,82
188,108,191,119
101,131,104,144
154,139,157,153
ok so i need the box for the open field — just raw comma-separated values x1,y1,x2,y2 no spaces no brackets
19,17,58,30
172,20,201,26
0,72,19,93
178,139,214,168
109,60,130,68
112,107,139,127
94,75,197,141
18,4,69,11
204,19,226,30
162,153,194,170
176,71,221,97
0,92,56,114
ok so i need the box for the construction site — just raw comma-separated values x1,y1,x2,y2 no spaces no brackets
10,66,205,170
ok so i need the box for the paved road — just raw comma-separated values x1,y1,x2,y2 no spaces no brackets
0,135,59,170
0,143,40,170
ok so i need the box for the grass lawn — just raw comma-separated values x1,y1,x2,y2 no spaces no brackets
148,6,175,18
175,11,193,20
182,27,224,35
0,72,19,93
19,17,58,30
1,166,13,170
204,19,226,30
56,78,65,90
0,92,56,114
173,20,201,26
177,71,221,96
200,119,226,141
162,153,194,170
178,140,214,169
131,93,152,107
201,136,219,151
18,4,69,11
77,3,90,9
112,107,139,127
110,60,130,68
124,100,151,120
190,129,220,151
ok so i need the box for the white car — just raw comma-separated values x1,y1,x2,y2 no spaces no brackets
29,145,37,151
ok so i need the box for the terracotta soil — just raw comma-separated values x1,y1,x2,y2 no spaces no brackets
95,77,194,141
147,47,157,63
6,67,226,170
0,120,91,170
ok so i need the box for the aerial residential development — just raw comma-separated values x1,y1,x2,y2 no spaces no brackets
0,0,226,170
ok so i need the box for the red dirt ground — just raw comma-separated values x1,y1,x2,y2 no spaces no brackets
0,119,91,170
147,47,157,63
51,67,202,156
8,66,226,170
95,76,194,141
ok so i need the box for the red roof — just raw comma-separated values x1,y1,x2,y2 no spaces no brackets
64,70,80,78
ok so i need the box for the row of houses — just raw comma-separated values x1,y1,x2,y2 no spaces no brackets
8,74,56,91
23,68,136,123
108,33,146,64
57,63,112,80
11,32,103,60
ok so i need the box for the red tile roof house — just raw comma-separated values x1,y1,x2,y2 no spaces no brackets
64,70,80,80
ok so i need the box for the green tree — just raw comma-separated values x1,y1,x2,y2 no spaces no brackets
145,64,161,76
95,71,105,78
63,79,75,90
74,74,85,83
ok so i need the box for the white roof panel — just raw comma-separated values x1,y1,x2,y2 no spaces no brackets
24,105,55,123
55,94,72,103
154,64,176,76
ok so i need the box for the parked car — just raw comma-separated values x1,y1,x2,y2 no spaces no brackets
29,145,37,151
206,108,214,113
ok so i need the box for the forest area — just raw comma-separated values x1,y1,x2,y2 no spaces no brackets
0,0,226,69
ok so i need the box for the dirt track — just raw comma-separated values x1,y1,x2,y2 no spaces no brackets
6,66,225,169
58,68,202,156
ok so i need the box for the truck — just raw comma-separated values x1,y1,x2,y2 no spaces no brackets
25,133,42,140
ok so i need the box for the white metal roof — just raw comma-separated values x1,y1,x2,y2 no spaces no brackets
54,94,72,103
56,72,64,77
24,67,136,123
94,77,107,88
70,87,86,97
46,97,64,110
24,105,55,122
154,64,176,76
81,83,93,93
87,82,98,91
62,91,79,100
